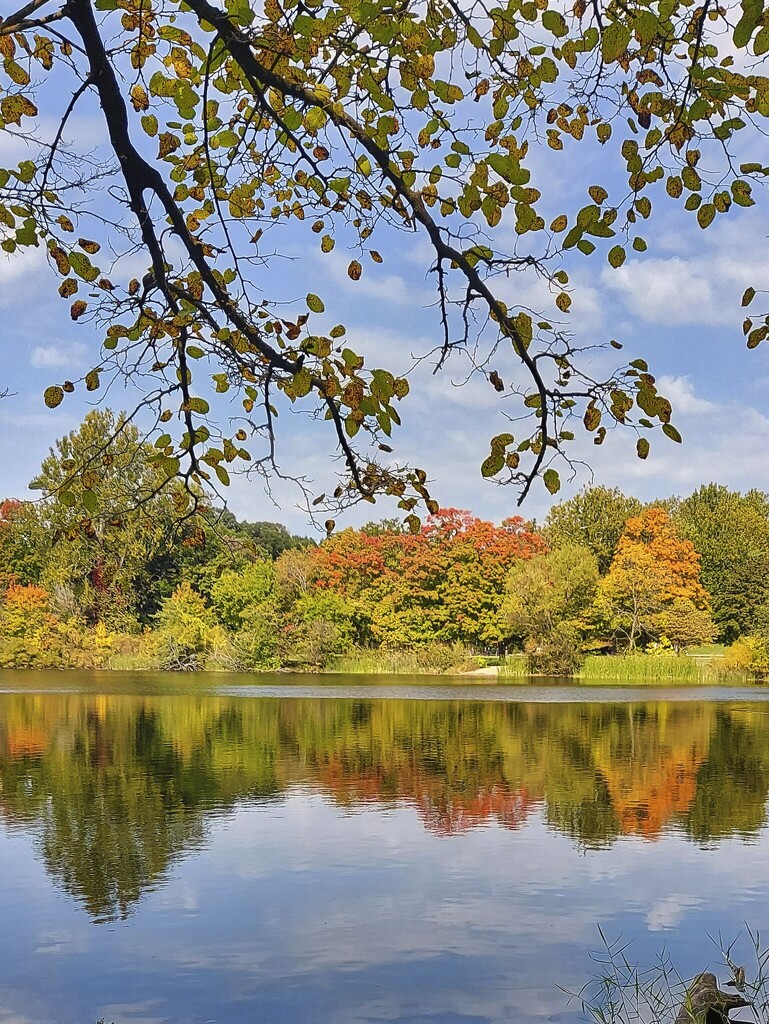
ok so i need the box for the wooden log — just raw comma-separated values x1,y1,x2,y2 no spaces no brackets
675,973,751,1024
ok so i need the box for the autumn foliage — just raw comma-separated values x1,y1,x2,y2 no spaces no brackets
615,508,710,608
312,509,544,648
596,508,715,650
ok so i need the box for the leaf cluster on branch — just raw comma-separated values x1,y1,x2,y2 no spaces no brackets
1,0,767,520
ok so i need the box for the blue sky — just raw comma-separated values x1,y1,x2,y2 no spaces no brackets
1,96,767,535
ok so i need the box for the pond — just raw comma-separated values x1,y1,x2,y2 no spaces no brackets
2,671,769,1024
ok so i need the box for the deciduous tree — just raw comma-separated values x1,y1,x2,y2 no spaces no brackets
595,507,713,649
30,409,192,627
672,485,769,642
545,487,642,574
503,543,599,672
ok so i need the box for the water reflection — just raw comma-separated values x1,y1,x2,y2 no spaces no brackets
1,692,767,921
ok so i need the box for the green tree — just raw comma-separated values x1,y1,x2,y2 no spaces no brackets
226,518,314,560
545,487,642,575
672,484,769,642
280,590,358,669
0,499,47,587
503,543,599,673
149,582,226,670
210,560,280,668
5,0,764,514
653,598,717,651
30,410,186,628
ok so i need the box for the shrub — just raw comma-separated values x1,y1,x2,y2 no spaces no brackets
146,583,227,671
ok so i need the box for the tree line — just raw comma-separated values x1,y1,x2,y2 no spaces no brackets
1,409,769,674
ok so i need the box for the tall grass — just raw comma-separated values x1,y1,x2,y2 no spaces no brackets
331,644,483,675
574,927,769,1024
497,654,530,679
578,653,738,685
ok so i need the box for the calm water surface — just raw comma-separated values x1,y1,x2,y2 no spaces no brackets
2,671,769,1024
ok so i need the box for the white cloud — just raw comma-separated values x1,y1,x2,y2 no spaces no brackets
316,248,432,306
602,257,727,326
30,344,87,371
647,894,702,932
496,265,605,334
0,246,47,304
602,217,769,328
655,375,718,416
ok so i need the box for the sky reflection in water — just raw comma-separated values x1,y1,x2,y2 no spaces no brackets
1,676,768,1024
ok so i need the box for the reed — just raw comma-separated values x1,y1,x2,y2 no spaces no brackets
497,654,531,679
577,653,731,685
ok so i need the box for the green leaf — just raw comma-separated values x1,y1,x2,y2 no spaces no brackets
82,489,98,514
186,396,210,414
602,22,631,63
44,385,64,408
215,464,231,486
542,9,568,37
607,245,626,268
292,367,312,397
543,468,560,494
662,423,682,443
141,114,159,137
306,293,325,313
69,251,99,282
481,452,504,477
734,0,762,48
755,24,769,53
697,203,716,229
636,437,650,459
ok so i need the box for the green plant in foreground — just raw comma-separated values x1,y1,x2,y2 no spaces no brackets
574,928,769,1024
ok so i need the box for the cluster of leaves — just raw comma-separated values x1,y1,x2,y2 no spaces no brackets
309,507,545,647
5,0,768,518
593,506,715,650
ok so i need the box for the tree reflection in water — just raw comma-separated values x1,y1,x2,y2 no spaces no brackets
0,694,766,921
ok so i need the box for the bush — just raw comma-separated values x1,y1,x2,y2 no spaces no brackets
0,584,70,668
723,636,769,678
146,583,227,671
524,624,583,676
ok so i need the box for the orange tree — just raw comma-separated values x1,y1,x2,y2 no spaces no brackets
595,507,714,649
5,0,769,518
0,583,69,668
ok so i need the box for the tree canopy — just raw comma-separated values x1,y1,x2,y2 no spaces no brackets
1,0,766,520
